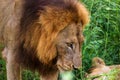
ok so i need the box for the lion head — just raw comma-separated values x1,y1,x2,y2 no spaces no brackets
36,0,89,71
86,57,120,80
87,57,111,77
20,0,89,72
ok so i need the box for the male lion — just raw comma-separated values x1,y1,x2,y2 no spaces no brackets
0,0,89,80
86,57,120,80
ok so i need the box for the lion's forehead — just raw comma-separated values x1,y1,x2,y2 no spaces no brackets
57,24,80,40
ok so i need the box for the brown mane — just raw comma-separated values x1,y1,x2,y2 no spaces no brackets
20,0,89,64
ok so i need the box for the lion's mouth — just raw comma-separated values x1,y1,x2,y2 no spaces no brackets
57,64,73,72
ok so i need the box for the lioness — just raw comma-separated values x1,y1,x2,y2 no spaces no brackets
86,57,120,80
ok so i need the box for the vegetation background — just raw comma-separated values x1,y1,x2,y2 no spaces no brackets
0,0,120,80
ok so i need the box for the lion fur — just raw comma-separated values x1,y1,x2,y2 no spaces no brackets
0,0,89,78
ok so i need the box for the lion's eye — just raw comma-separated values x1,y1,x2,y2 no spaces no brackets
66,43,73,49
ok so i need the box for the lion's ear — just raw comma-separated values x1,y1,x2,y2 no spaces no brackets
92,57,105,67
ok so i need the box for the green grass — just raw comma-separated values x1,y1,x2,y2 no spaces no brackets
0,0,120,80
82,0,120,68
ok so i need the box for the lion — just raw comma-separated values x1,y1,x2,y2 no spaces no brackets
86,57,120,80
0,0,89,80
